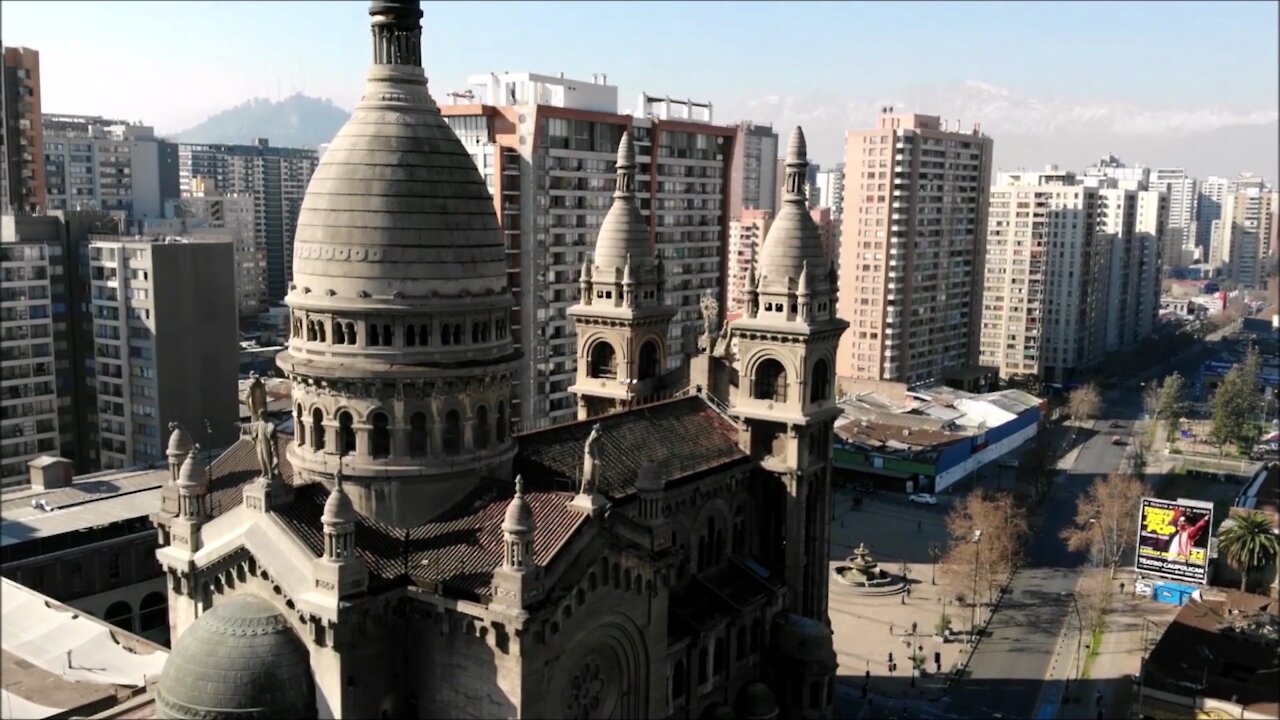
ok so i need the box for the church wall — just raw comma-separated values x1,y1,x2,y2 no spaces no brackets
411,605,519,719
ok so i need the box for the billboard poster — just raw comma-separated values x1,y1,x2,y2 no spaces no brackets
1135,497,1213,585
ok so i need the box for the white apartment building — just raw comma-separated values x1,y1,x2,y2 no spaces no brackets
981,170,1105,383
1198,176,1230,264
1096,187,1164,352
442,72,733,430
1220,188,1274,289
1084,154,1149,190
42,116,169,222
0,221,59,487
1149,168,1198,267
86,237,239,469
176,139,317,303
725,210,772,313
813,167,845,221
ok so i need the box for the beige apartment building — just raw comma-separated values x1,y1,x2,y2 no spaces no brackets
86,236,239,469
440,72,734,430
1094,184,1165,353
726,209,772,314
1219,188,1274,289
836,110,993,388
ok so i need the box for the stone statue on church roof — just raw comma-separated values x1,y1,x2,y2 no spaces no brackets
581,423,603,496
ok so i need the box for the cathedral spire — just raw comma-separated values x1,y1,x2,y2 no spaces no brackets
783,126,808,202
369,1,423,67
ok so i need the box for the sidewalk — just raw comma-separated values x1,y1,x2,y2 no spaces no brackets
1057,569,1180,720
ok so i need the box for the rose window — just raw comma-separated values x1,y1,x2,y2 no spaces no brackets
564,658,605,718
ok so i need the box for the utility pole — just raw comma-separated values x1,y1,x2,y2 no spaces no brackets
1062,592,1083,703
970,530,983,638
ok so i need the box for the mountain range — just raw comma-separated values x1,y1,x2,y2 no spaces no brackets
169,94,350,148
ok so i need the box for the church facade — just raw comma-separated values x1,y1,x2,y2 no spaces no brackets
151,3,848,719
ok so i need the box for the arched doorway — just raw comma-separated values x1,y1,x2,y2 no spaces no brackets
589,341,618,379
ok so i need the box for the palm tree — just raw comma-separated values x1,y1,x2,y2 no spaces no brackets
1217,512,1280,592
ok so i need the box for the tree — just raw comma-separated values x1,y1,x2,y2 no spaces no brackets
1142,383,1161,421
941,491,1029,605
1156,373,1186,441
1067,383,1102,425
1060,471,1148,579
1211,346,1264,451
1217,512,1280,592
1129,428,1151,476
1015,430,1057,502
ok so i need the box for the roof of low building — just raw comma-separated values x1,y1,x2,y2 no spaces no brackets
1143,588,1279,717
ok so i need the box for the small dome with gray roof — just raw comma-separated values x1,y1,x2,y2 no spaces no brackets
592,131,655,279
756,127,829,294
166,422,193,458
155,594,315,719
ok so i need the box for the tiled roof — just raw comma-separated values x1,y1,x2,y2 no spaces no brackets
514,396,749,499
206,436,585,599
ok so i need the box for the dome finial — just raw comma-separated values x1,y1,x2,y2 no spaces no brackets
369,1,424,67
613,130,636,198
503,475,534,535
783,126,809,202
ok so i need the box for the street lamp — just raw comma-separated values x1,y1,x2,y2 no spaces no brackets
929,543,942,585
970,530,983,639
1061,591,1084,703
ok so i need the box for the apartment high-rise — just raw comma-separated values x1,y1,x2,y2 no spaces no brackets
177,139,318,302
1197,176,1230,263
0,218,59,487
42,115,178,223
440,72,735,430
2,45,45,215
813,166,845,221
1149,168,1198,267
166,178,262,316
1084,154,1149,189
1095,184,1164,352
1220,188,1274,289
86,236,238,469
728,120,778,218
836,110,993,387
725,209,772,313
980,170,1105,383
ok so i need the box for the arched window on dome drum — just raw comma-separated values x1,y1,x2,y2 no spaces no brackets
809,358,831,403
317,322,326,343
496,401,507,443
474,406,490,449
440,324,450,346
312,408,325,451
369,324,381,346
306,320,316,341
452,324,462,345
332,321,345,345
296,404,306,446
420,324,430,345
344,322,356,345
752,359,787,402
588,341,618,379
338,411,355,455
472,322,481,344
370,412,390,458
405,324,416,347
409,412,428,457
443,410,462,455
712,637,726,677
383,324,393,346
638,340,660,380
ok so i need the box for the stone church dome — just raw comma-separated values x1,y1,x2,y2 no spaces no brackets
591,131,653,278
756,127,828,292
289,8,507,306
155,594,315,720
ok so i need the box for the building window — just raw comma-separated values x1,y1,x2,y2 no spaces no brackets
312,408,326,451
496,401,507,443
474,406,490,450
588,341,618,379
443,410,462,455
338,411,355,455
409,412,428,457
809,358,831,402
752,359,787,402
370,412,390,458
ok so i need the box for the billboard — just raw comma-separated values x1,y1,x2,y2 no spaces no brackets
1135,497,1213,585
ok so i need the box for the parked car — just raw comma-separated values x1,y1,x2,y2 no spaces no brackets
1108,421,1123,429
1111,436,1127,445
908,493,938,505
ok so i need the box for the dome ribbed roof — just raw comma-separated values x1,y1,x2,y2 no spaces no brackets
322,481,357,525
592,131,653,277
166,423,193,457
757,127,827,290
175,450,206,493
288,2,507,305
156,594,315,720
502,475,534,533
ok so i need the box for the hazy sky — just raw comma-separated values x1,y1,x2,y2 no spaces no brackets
5,1,1277,178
